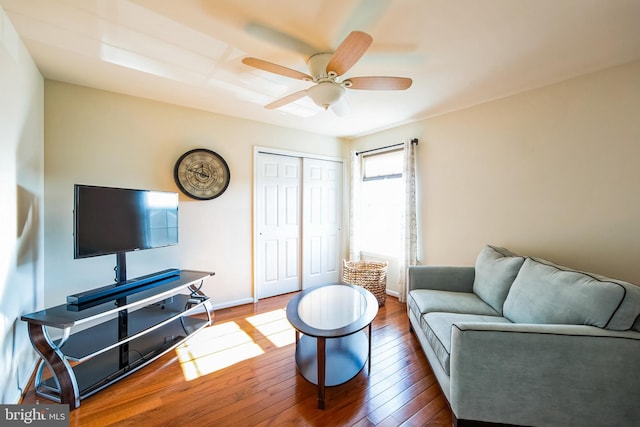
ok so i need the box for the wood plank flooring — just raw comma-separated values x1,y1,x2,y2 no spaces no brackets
21,292,452,426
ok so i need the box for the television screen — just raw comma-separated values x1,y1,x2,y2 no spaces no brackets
74,185,179,259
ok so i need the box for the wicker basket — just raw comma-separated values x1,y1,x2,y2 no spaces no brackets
342,260,388,306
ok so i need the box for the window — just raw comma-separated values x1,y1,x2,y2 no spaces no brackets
360,149,403,257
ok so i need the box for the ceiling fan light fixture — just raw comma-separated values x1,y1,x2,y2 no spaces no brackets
243,31,409,114
307,82,345,109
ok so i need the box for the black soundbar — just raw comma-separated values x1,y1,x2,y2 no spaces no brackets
66,268,181,305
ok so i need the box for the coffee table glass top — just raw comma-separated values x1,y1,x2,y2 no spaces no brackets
297,285,367,330
286,283,378,339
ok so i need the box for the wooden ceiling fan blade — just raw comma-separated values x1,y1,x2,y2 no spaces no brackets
265,90,308,109
242,57,312,81
346,76,413,90
326,31,373,76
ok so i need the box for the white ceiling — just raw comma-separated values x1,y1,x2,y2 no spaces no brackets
2,0,640,138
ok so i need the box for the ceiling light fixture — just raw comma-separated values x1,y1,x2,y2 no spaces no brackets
306,82,345,110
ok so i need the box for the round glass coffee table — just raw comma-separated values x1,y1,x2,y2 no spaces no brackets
286,283,379,409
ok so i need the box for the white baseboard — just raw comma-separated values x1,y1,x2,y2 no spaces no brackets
9,351,39,404
211,297,254,311
386,289,399,298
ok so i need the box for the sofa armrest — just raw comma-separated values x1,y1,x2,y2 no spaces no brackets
449,323,640,426
408,266,475,293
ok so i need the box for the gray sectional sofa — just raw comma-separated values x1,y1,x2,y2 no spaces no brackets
407,245,640,427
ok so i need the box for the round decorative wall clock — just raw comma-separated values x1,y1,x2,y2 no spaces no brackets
174,148,230,200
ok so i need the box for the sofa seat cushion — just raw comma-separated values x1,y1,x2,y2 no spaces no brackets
408,289,500,321
421,312,511,375
503,258,626,328
472,245,525,314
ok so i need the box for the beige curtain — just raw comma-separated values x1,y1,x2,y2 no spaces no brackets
348,150,362,261
398,138,418,303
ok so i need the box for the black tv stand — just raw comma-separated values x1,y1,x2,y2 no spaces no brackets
21,269,214,409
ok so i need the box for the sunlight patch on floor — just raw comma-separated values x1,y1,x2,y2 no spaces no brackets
176,321,264,380
176,309,295,381
246,309,296,348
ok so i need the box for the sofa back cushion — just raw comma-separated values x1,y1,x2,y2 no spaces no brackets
579,269,640,331
472,245,525,314
503,258,626,328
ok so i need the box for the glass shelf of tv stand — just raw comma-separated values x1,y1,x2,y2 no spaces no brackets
50,294,207,362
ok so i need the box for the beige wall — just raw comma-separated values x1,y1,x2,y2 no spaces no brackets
0,6,44,403
351,60,640,285
44,82,347,308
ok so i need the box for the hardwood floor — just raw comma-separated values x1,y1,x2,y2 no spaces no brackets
21,292,452,427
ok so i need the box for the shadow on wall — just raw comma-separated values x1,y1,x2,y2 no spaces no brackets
17,185,39,270
16,184,40,314
0,186,40,402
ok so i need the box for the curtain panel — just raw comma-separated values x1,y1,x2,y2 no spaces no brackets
349,150,362,261
399,139,418,303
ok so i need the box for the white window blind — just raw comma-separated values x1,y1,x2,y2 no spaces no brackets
360,148,403,257
362,149,403,181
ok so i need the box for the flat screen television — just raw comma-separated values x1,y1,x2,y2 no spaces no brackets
74,184,179,259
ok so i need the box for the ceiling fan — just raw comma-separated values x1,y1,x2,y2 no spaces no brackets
241,31,412,116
